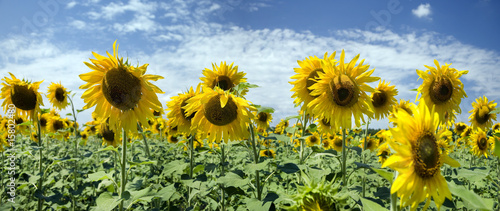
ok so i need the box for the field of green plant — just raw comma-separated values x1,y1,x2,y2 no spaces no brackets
0,41,499,210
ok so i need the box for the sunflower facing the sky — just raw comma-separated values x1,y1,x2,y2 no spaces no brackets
371,80,398,120
470,127,493,158
183,86,255,143
416,60,468,124
1,72,44,120
468,96,497,130
80,40,164,134
289,52,336,113
200,61,246,93
382,104,460,210
166,85,202,135
308,50,379,131
47,82,69,110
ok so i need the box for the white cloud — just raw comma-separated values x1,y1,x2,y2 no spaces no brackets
69,20,86,29
412,3,432,19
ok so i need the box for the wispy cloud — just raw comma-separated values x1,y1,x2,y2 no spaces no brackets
412,3,432,20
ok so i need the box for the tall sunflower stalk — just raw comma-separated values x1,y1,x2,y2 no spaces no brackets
361,121,370,197
249,123,262,200
36,116,44,211
118,129,127,211
68,94,80,211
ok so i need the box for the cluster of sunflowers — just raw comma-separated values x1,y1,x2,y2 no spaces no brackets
1,40,499,210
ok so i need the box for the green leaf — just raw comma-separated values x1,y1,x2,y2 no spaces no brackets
489,108,500,114
494,138,500,157
245,160,270,175
448,181,494,211
94,192,121,211
193,164,205,175
155,184,176,201
456,168,488,183
18,121,33,126
410,88,418,92
360,197,388,211
217,172,248,188
285,115,301,121
371,168,393,184
124,186,156,209
163,160,189,176
278,163,300,174
285,126,297,134
77,109,85,113
98,145,119,153
87,171,113,182
66,113,73,116
307,124,317,133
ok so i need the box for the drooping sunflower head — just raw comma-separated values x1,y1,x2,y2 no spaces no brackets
183,86,255,143
200,61,246,93
80,40,164,134
470,127,493,158
383,104,460,210
416,60,468,124
254,111,273,130
305,132,321,147
290,52,337,113
308,50,379,131
47,82,69,110
454,122,468,135
468,96,497,130
259,149,276,158
371,80,398,120
1,72,44,120
167,85,202,135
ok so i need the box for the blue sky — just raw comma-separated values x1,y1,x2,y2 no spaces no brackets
1,0,499,129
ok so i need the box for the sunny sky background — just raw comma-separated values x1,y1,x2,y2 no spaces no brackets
1,0,499,130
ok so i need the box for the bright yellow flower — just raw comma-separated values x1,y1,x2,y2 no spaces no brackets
259,149,276,158
200,61,246,92
371,80,398,120
470,127,493,158
305,132,321,146
1,72,44,120
47,82,69,110
468,96,497,130
166,85,202,135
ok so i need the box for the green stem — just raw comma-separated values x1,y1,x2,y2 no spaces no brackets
341,128,347,186
119,129,127,211
220,143,226,211
37,116,44,211
137,123,151,159
188,135,194,207
69,96,79,211
299,111,308,165
249,124,262,200
362,122,370,198
390,171,399,211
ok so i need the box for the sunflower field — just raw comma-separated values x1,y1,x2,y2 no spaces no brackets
0,41,499,211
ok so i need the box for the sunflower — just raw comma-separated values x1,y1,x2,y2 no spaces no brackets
454,122,467,136
388,99,417,126
288,173,347,211
81,131,89,145
274,119,289,135
360,135,378,151
437,128,453,155
31,132,39,143
332,135,344,152
200,61,246,93
183,86,255,143
47,115,68,134
290,52,337,113
470,127,493,158
259,149,276,158
80,40,164,134
254,111,273,130
100,120,120,147
468,96,497,130
493,123,500,132
305,132,321,146
377,142,391,164
47,82,69,110
416,60,468,124
352,128,362,134
315,117,335,135
382,104,460,210
322,134,334,150
166,85,202,135
1,72,44,120
371,80,398,120
308,50,379,131
167,135,180,144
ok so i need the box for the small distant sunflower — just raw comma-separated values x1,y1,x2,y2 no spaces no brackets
47,82,69,110
360,135,378,151
352,128,362,134
492,122,500,132
289,52,336,113
454,122,467,136
470,127,493,158
416,60,468,124
254,111,273,130
81,131,89,144
200,61,246,92
308,50,379,131
332,135,344,152
31,132,39,143
461,126,472,138
259,149,276,158
166,85,202,135
184,86,255,143
167,135,180,144
1,72,44,120
322,134,334,150
388,99,417,126
151,108,163,117
100,120,120,147
437,128,453,155
383,104,460,210
305,132,321,146
377,142,391,165
274,119,289,135
371,80,398,120
47,116,67,133
80,40,164,134
468,96,497,130
315,117,335,134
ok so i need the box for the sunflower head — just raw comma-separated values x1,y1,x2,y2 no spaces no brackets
388,99,416,126
308,50,379,131
377,142,391,164
1,73,44,120
100,119,120,147
454,122,468,135
360,135,378,151
305,132,321,147
259,149,276,158
200,61,246,93
167,85,202,135
468,96,497,130
80,40,164,134
383,104,460,210
371,80,398,120
493,123,500,132
47,82,69,110
470,127,493,158
254,110,273,130
332,135,344,152
416,60,468,125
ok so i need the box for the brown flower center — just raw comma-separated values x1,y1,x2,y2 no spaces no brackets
257,112,268,122
204,94,237,126
329,75,358,107
55,87,65,102
455,124,466,134
102,66,142,111
478,137,488,151
153,110,161,117
11,84,37,110
334,138,343,147
321,118,331,127
372,90,387,108
475,106,490,124
306,68,324,97
52,119,64,131
40,117,47,127
169,136,179,143
414,133,440,178
213,75,233,91
101,125,115,142
429,77,453,104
